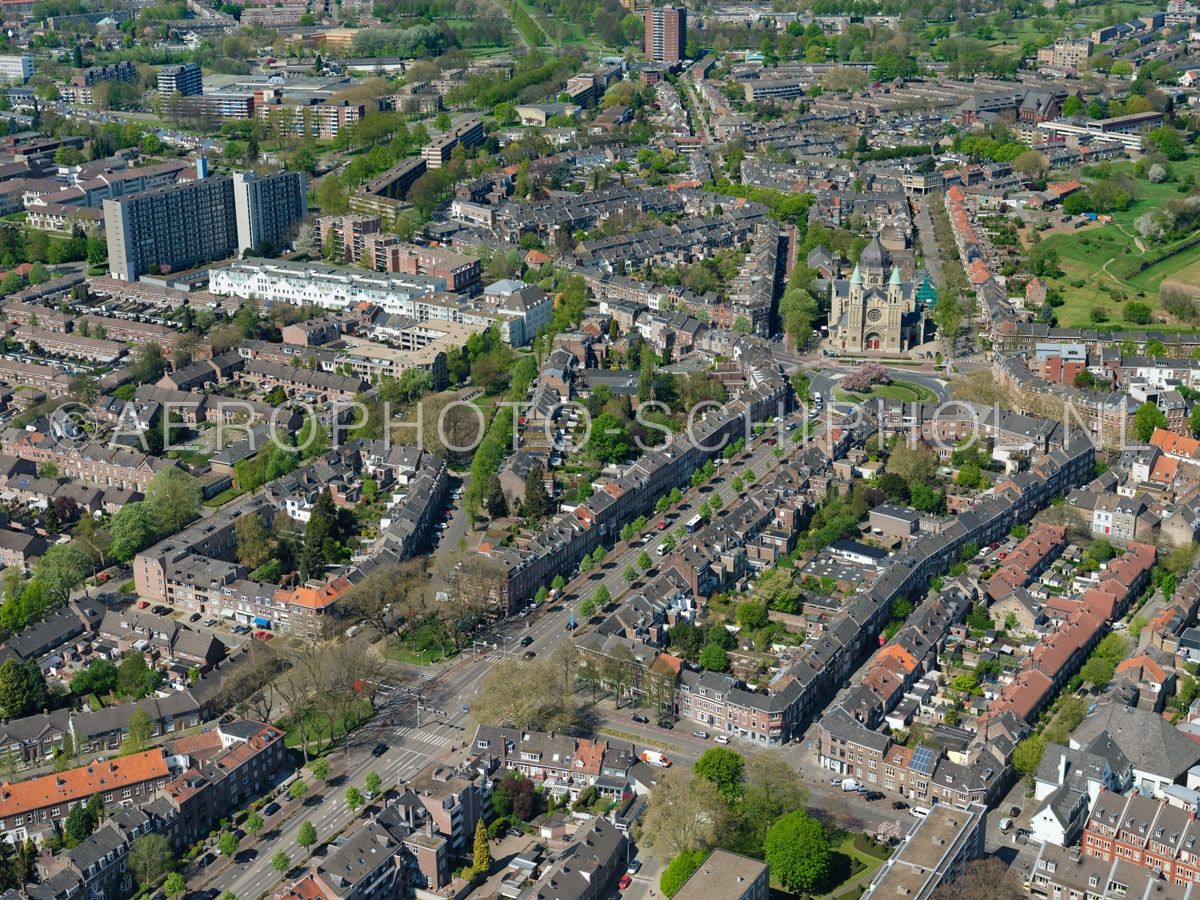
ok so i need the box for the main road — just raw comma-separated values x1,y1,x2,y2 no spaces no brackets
193,405,834,898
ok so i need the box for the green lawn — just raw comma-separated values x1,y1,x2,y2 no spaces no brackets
833,380,938,403
382,642,456,666
1036,157,1200,327
283,698,374,752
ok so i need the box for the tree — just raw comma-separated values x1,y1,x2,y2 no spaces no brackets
163,872,186,898
345,786,364,811
69,372,100,404
638,768,733,862
623,565,637,583
296,821,318,851
1080,655,1115,688
133,343,169,384
145,468,202,535
109,502,161,562
692,747,744,801
698,644,728,671
764,811,831,893
660,849,709,897
288,779,308,801
125,707,154,752
1013,150,1048,183
472,818,491,874
235,514,273,570
34,543,90,606
756,568,800,614
116,652,161,699
931,857,1025,900
735,601,768,630
62,800,98,848
1011,734,1045,778
637,550,652,571
593,584,611,607
587,413,632,464
1125,301,1152,325
1134,402,1167,441
271,851,290,876
484,475,508,518
1148,125,1186,161
365,771,381,796
311,757,331,781
217,831,239,858
127,834,173,887
72,658,117,696
0,659,46,719
522,463,551,519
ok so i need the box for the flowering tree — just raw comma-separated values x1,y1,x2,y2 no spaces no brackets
840,362,890,393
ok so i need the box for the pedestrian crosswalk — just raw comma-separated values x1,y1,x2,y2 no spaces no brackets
389,724,456,749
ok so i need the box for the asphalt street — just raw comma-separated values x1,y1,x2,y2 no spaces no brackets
191,405,862,898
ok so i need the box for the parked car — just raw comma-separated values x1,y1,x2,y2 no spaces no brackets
618,874,632,890
1009,806,1021,818
692,731,708,739
714,735,730,744
189,613,202,622
519,636,533,647
506,828,522,838
203,619,217,627
522,650,536,659
138,601,150,609
864,791,885,801
262,802,280,817
631,715,649,724
627,860,641,874
830,778,844,787
657,721,674,730
891,801,909,810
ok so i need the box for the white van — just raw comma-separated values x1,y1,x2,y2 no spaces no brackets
910,806,931,819
656,544,668,556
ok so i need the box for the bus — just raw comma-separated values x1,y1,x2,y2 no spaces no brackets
685,514,703,534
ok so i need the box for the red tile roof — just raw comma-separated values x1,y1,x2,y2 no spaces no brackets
0,749,171,820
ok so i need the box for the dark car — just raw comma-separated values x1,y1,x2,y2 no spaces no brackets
864,791,885,801
892,800,909,810
631,714,649,724
565,621,577,631
262,802,280,817
522,650,536,659
657,721,674,730
519,636,533,647
371,743,388,758
1009,806,1022,818
189,613,202,622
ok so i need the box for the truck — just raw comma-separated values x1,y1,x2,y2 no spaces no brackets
840,779,862,792
640,750,672,768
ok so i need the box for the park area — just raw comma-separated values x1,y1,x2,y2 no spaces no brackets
833,379,939,404
1032,157,1200,329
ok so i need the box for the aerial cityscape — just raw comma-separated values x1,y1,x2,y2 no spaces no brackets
0,0,1197,897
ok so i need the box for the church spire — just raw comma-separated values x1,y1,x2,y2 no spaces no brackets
889,266,902,286
850,263,862,285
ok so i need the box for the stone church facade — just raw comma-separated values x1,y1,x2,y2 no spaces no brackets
828,235,925,355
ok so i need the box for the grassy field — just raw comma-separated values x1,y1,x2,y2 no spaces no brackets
833,380,939,403
1033,157,1200,327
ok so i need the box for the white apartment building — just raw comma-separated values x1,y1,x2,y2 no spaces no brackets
210,260,552,347
0,56,34,84
208,258,445,314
